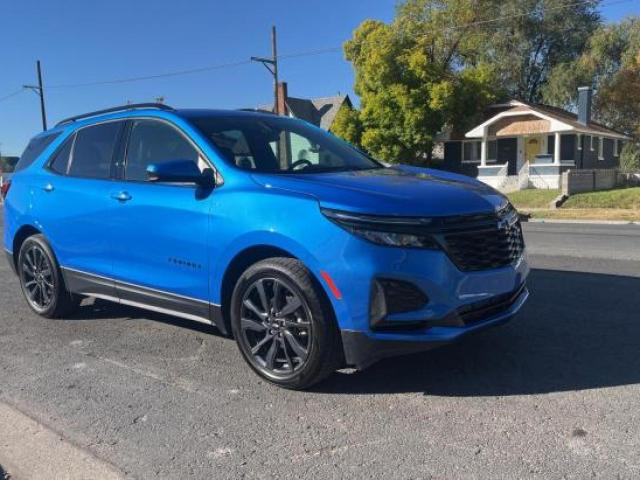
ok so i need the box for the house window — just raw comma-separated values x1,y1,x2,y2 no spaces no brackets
462,141,481,163
598,137,604,160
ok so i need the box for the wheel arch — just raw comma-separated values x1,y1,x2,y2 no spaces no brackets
217,243,340,339
11,224,42,269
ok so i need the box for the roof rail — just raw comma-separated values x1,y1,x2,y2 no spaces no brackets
236,108,277,115
55,103,174,127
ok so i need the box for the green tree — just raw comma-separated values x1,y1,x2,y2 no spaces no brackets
335,0,601,164
482,0,600,103
544,17,640,140
331,104,363,147
620,141,640,173
335,3,503,164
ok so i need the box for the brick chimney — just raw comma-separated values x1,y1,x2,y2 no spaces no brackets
577,86,592,126
276,82,288,116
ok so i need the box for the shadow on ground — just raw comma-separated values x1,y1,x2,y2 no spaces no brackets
317,268,640,396
67,298,224,337
59,268,640,397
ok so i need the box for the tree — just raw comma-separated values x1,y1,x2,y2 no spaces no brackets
334,3,503,164
335,0,601,164
331,104,363,147
544,17,640,141
481,0,600,103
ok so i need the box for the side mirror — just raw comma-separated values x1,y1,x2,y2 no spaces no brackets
146,160,214,188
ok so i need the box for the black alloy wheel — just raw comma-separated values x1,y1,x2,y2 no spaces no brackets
18,234,80,318
20,242,56,312
231,258,342,389
240,276,312,375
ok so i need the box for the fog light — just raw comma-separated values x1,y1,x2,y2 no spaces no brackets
370,278,429,330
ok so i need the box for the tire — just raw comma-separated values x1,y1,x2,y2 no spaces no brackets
17,234,80,318
230,257,342,390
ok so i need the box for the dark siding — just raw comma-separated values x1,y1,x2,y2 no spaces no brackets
561,134,575,161
602,138,619,168
578,135,618,169
443,141,478,178
443,142,462,171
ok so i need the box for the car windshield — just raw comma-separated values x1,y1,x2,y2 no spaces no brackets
189,114,382,174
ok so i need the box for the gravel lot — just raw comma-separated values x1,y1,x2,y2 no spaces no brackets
1,214,639,479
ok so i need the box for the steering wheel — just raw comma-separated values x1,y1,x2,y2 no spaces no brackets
289,159,313,171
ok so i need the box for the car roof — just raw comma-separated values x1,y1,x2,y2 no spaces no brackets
43,107,281,137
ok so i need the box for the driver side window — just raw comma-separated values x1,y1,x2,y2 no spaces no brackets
125,120,206,181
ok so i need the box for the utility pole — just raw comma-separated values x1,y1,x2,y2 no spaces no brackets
251,25,279,114
23,60,48,131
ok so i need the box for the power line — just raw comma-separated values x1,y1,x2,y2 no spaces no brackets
1,0,634,95
47,59,253,89
0,88,25,104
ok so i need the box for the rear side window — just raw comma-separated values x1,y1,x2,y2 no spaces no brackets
125,119,204,181
48,136,74,174
68,122,121,179
14,132,61,172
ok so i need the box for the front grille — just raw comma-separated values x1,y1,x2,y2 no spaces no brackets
440,205,525,272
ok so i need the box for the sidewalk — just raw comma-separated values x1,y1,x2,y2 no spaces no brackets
0,401,123,480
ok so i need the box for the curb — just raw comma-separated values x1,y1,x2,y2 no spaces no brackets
524,218,640,225
0,401,124,480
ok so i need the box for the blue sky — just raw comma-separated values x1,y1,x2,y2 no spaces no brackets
1,0,638,156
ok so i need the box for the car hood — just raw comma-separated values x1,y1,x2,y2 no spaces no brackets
251,165,508,217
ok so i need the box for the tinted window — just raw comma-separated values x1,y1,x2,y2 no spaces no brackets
190,115,381,173
15,132,61,172
125,120,204,181
49,136,74,174
68,122,121,179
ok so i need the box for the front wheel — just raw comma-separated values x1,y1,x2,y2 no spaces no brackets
230,258,341,390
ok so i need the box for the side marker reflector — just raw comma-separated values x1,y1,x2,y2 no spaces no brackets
320,270,342,300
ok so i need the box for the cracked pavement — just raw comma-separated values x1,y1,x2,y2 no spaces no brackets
1,215,640,479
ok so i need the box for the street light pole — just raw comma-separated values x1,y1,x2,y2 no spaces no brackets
23,60,48,131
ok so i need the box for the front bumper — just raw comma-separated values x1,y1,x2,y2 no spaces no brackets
341,284,529,370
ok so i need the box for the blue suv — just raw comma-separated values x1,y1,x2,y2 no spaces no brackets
3,104,529,389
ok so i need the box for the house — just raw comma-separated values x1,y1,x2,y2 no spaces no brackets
441,87,630,191
257,82,352,132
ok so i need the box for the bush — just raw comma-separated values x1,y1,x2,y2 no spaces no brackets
620,142,640,173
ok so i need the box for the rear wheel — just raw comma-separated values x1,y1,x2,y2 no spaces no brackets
231,258,341,390
18,234,80,318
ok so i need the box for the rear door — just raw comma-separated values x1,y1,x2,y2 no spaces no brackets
109,118,213,320
37,120,125,297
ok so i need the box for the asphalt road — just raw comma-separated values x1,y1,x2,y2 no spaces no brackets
1,217,640,479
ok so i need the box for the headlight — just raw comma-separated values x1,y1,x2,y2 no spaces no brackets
321,208,441,249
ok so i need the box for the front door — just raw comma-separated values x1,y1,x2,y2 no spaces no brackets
525,136,542,164
110,118,213,321
497,138,518,175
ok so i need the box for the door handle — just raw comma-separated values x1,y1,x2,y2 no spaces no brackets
42,183,54,192
111,191,132,202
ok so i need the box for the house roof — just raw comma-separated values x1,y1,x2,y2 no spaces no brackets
258,94,351,130
465,99,629,140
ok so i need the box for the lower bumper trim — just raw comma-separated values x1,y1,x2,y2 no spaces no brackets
341,330,445,370
341,286,528,370
4,249,16,275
